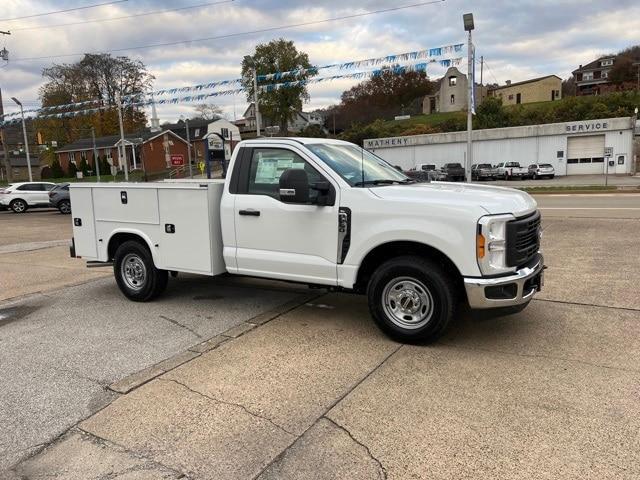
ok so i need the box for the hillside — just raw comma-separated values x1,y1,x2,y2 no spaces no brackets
340,91,640,144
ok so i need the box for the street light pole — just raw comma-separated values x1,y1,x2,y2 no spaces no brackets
463,13,475,183
11,97,32,182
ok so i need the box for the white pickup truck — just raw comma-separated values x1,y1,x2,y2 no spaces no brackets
69,138,544,342
495,161,529,180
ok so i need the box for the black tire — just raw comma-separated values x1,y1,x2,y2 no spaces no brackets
58,199,71,214
113,240,168,302
549,175,555,179
10,199,27,213
367,256,457,343
532,173,538,180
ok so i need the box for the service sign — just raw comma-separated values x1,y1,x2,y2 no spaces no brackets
170,154,184,166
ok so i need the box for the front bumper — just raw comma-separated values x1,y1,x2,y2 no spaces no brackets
464,255,545,309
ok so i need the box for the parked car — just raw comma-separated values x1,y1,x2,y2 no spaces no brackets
407,163,446,182
528,163,555,179
70,138,544,344
0,182,57,213
441,163,466,181
49,183,71,214
495,162,529,180
471,163,496,181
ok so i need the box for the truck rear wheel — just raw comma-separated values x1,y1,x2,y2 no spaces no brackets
367,256,456,343
114,240,168,302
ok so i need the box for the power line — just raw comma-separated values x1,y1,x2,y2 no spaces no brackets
0,0,129,22
481,57,500,85
13,0,446,62
12,0,236,32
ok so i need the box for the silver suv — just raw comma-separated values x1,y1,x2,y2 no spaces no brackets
0,182,57,213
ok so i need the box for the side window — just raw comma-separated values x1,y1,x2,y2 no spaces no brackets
247,148,325,202
43,184,56,191
17,183,39,191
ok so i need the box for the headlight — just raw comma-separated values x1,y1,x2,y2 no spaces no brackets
476,214,516,275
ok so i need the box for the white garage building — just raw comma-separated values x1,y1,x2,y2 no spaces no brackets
364,116,636,176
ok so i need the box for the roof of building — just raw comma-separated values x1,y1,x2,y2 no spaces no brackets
55,129,186,153
572,56,615,74
489,75,561,91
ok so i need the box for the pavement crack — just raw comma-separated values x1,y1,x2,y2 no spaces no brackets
440,342,640,374
161,378,296,436
323,416,387,479
533,297,640,313
159,315,202,339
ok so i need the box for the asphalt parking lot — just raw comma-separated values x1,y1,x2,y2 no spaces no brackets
2,194,640,479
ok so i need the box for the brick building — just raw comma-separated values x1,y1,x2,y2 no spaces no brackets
488,75,562,105
55,130,190,176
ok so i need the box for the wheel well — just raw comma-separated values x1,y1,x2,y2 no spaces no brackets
354,241,464,295
107,233,149,261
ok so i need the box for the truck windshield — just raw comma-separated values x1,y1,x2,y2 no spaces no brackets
307,143,409,187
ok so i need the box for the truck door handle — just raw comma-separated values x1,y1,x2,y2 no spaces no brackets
239,209,260,217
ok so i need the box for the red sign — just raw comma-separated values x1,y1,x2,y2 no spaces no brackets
170,154,184,166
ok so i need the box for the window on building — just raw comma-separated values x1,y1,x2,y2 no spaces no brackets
221,127,229,139
579,158,591,164
601,59,613,67
592,157,604,163
555,90,560,98
508,94,514,100
69,152,76,164
80,151,87,162
448,76,457,86
567,159,579,164
450,94,455,104
194,128,200,138
583,72,594,81
602,71,608,78
557,151,564,158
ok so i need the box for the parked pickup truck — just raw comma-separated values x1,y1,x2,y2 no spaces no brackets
69,138,544,343
405,164,446,182
471,163,497,181
496,161,529,180
441,163,466,181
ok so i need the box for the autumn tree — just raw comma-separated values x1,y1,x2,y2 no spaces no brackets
609,45,640,84
37,54,154,147
241,39,314,134
331,70,435,131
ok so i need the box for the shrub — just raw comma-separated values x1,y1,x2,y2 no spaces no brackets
49,158,64,178
67,161,78,178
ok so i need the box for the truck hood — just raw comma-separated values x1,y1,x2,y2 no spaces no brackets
370,182,537,216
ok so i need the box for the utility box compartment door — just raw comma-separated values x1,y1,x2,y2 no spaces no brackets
70,187,97,258
93,187,160,224
158,187,213,274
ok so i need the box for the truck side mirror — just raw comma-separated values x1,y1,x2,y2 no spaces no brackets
279,168,310,204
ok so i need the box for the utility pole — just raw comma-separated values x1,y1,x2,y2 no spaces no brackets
116,93,128,181
0,31,12,183
480,56,484,86
463,13,475,183
244,55,261,137
185,118,193,178
91,126,100,182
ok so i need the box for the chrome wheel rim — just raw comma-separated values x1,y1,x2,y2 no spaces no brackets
13,201,25,212
382,277,434,329
121,253,147,291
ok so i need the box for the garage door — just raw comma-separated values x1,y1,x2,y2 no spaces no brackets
566,135,605,174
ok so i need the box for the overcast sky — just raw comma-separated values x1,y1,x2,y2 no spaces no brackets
1,0,638,124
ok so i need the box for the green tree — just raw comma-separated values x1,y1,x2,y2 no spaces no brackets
67,161,78,178
50,158,64,178
298,124,327,138
241,39,315,135
78,157,89,176
474,96,510,129
609,45,640,84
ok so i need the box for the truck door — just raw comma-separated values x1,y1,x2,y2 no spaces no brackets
232,146,340,285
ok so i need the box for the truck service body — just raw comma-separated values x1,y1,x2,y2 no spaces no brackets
70,138,544,342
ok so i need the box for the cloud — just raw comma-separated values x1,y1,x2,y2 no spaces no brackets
0,0,638,124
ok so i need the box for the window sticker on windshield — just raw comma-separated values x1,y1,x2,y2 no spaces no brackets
255,158,279,184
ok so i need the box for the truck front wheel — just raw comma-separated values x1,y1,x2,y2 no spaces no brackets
114,240,168,302
367,256,456,343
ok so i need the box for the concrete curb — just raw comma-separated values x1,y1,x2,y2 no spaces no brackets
107,292,324,395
